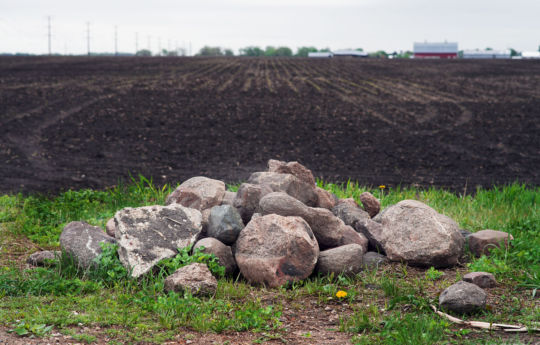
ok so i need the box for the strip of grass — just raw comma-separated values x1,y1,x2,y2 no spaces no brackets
0,179,538,343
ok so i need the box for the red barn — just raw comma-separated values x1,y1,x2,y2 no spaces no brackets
413,42,458,59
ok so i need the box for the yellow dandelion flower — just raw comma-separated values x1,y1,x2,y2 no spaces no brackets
379,185,386,189
336,290,348,298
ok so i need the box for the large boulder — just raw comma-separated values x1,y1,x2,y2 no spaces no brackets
247,172,318,207
164,263,218,296
194,238,237,276
439,281,486,314
359,192,380,218
235,214,319,288
467,230,513,257
259,192,368,250
165,176,225,210
233,183,272,224
315,244,364,276
267,159,316,186
60,221,116,269
114,204,202,278
374,200,464,267
207,205,244,245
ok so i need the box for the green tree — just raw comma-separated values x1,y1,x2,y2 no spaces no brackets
239,46,264,56
275,46,292,56
319,47,331,52
224,49,234,56
369,50,388,58
355,48,364,52
509,48,519,57
296,46,318,57
135,49,152,57
197,46,223,56
264,46,277,56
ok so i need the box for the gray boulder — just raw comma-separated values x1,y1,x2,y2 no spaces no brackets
207,205,244,245
468,230,513,257
439,281,486,314
359,192,380,218
164,263,218,296
60,221,116,269
375,200,464,267
194,237,237,276
259,192,368,250
27,250,61,267
362,251,389,270
235,214,319,288
463,272,496,288
247,172,318,207
165,176,225,210
332,201,383,251
332,202,370,229
315,244,364,276
114,204,202,278
267,159,316,186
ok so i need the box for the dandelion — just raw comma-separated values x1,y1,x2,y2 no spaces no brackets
379,185,386,189
336,290,347,298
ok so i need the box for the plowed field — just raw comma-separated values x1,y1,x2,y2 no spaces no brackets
1,56,539,193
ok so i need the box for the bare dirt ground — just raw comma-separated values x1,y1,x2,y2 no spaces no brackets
1,56,539,195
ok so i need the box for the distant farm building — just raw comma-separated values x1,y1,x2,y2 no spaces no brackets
332,50,368,58
522,51,540,59
413,42,458,59
463,49,511,59
308,52,334,58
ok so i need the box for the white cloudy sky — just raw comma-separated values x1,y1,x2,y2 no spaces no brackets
1,0,539,55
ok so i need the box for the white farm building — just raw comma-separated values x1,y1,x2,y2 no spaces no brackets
462,49,511,59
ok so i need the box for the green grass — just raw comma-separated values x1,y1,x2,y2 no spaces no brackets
0,178,538,344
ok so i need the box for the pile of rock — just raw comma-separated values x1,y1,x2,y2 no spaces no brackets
33,159,514,297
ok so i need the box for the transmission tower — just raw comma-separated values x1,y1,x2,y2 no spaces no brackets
47,16,51,55
114,25,118,56
86,22,91,56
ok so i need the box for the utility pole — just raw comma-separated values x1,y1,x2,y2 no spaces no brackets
147,35,151,54
114,25,118,56
158,37,161,56
135,32,139,54
86,22,91,56
47,16,52,55
189,41,192,56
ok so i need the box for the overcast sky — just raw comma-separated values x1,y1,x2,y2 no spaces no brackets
1,0,539,55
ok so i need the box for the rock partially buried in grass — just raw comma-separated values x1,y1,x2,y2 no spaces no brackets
375,200,464,267
235,214,319,288
467,230,513,257
362,251,389,270
315,244,364,276
27,250,61,267
439,281,486,314
463,272,496,288
165,176,225,211
114,204,202,278
60,221,116,269
193,237,237,276
164,263,217,296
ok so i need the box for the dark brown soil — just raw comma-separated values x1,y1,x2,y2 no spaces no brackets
1,56,539,194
